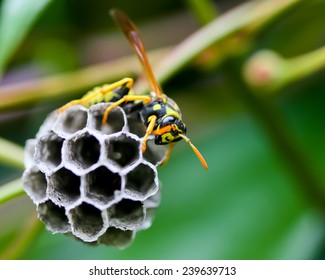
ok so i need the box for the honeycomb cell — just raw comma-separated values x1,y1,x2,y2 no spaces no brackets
125,163,157,199
138,190,161,230
64,132,101,170
105,133,140,168
69,202,106,242
98,227,134,249
38,200,70,233
108,199,145,230
22,167,47,204
87,103,126,135
143,137,167,166
127,116,146,137
48,167,81,206
53,106,87,137
84,166,122,207
35,132,64,173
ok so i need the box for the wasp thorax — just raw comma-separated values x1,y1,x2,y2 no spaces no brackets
23,103,168,248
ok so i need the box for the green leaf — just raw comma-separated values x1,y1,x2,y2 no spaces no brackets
0,0,52,77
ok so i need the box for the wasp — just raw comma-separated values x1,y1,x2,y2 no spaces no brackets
58,9,208,170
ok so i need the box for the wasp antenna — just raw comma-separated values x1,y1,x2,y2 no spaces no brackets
179,134,208,171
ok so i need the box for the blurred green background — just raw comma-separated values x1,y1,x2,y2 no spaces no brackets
0,0,325,259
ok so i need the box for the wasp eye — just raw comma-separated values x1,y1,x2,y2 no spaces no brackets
175,120,186,134
160,116,176,127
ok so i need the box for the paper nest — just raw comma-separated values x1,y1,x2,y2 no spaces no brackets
23,103,167,248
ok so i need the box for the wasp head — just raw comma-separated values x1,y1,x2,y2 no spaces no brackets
154,115,186,145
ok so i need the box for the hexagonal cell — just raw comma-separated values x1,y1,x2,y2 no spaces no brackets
35,132,64,173
138,188,161,231
64,132,101,170
87,103,126,135
53,105,87,136
48,167,81,206
105,133,140,168
98,227,135,249
38,200,70,233
125,163,157,199
22,167,47,204
84,166,122,207
127,116,146,138
143,137,167,166
69,202,105,242
108,199,145,230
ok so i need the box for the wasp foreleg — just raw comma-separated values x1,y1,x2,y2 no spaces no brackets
102,95,151,125
141,115,157,152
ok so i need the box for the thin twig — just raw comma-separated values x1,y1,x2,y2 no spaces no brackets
0,48,169,110
139,0,300,91
288,45,325,85
243,46,325,93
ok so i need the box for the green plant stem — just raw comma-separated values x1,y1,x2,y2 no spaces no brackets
0,48,169,110
150,0,299,86
0,178,24,204
0,212,43,259
184,0,219,25
288,45,325,85
243,46,325,93
0,137,24,169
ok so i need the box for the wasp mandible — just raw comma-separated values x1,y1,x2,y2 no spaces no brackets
58,9,208,170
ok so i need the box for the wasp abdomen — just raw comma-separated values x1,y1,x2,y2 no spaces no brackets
81,85,130,108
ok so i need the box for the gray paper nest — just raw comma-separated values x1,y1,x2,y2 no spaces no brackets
23,103,167,248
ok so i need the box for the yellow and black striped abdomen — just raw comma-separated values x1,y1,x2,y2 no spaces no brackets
81,84,130,108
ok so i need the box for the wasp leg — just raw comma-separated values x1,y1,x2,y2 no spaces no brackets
141,115,157,152
57,77,134,114
57,99,83,114
102,95,151,125
159,142,175,167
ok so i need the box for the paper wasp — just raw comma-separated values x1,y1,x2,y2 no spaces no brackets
58,9,208,170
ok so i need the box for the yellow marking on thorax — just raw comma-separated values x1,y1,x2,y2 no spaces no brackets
166,106,181,119
153,104,162,111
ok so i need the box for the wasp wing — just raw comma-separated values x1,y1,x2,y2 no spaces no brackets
110,9,163,97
